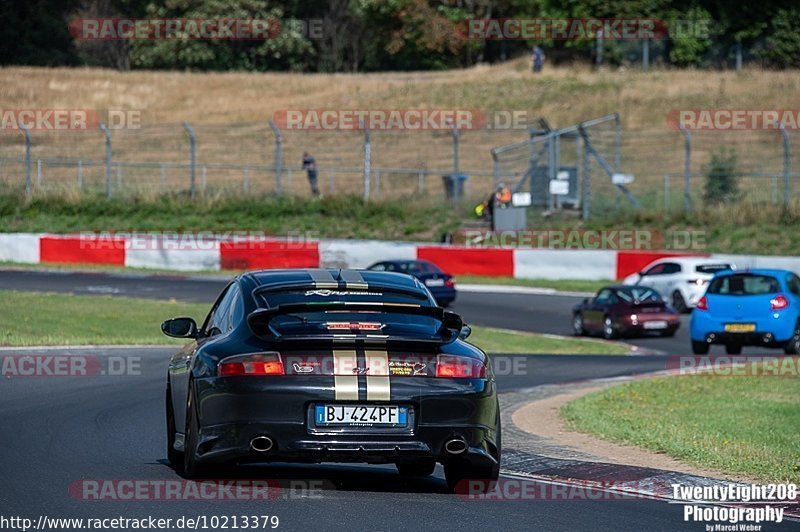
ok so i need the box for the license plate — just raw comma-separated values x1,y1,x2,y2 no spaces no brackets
425,279,445,287
643,320,668,329
315,405,408,426
725,323,756,333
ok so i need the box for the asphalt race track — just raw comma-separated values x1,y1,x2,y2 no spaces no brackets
0,346,741,532
0,269,704,355
1,269,795,531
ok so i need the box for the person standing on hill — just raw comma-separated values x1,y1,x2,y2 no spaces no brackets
302,151,321,197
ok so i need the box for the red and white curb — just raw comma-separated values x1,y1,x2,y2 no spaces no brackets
1,233,799,281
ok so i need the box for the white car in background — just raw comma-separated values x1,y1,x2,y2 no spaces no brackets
622,257,735,313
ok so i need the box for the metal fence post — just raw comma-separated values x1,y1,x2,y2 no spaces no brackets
362,122,371,201
679,125,692,213
582,134,591,221
450,124,460,175
547,132,556,211
613,113,622,170
268,119,282,196
20,124,31,197
780,124,790,212
182,121,196,199
99,123,112,199
418,170,425,193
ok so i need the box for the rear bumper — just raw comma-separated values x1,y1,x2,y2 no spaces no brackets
691,312,797,344
616,314,680,335
190,375,499,468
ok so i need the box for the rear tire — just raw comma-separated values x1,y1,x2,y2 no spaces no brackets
725,344,742,355
691,341,710,354
672,291,688,314
445,406,501,494
182,384,211,479
396,461,436,477
165,386,184,470
573,313,585,336
785,322,800,354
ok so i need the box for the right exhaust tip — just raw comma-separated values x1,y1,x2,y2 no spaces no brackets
250,435,274,453
444,438,468,455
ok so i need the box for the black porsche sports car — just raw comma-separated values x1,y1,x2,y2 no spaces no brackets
162,268,500,491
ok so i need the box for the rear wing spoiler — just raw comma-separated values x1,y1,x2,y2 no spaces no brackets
246,302,464,346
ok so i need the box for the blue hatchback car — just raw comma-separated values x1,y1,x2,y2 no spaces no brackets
690,269,800,354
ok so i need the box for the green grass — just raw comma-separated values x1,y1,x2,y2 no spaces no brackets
2,192,800,255
469,326,630,355
0,290,627,354
560,374,800,483
0,290,207,346
0,193,462,241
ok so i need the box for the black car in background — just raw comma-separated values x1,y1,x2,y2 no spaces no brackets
573,285,681,339
162,268,499,491
366,260,456,306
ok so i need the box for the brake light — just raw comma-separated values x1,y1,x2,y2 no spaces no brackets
219,352,284,376
696,296,708,311
435,354,486,378
444,277,456,288
770,295,789,311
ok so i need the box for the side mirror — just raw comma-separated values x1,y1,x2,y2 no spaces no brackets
161,317,198,338
458,324,472,340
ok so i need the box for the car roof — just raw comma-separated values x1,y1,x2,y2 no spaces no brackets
378,259,431,265
712,268,791,277
649,256,732,266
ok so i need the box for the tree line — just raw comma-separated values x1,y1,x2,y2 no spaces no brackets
1,0,799,71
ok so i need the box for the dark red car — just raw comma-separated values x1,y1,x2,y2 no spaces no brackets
572,285,680,339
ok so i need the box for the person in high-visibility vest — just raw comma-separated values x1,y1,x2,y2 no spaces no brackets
495,183,512,206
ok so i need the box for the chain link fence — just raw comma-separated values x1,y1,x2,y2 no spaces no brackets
1,117,797,219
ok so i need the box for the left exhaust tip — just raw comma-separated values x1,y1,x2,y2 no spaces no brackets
250,435,274,453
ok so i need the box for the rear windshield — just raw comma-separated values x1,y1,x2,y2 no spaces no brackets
257,288,431,308
696,264,732,274
256,288,438,338
707,274,780,295
616,287,662,302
